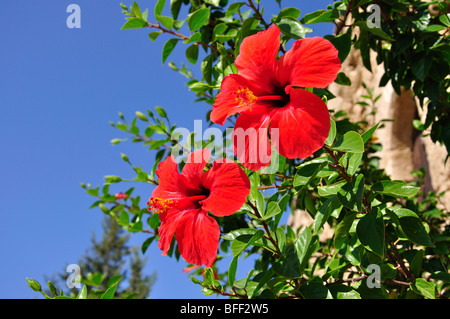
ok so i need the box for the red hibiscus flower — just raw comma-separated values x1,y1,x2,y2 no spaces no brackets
211,25,341,170
147,148,250,267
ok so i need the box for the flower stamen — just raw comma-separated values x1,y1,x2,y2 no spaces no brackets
234,87,257,109
147,197,178,214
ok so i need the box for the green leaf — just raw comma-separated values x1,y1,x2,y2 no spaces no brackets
413,119,425,131
131,1,142,18
339,152,363,176
334,72,352,86
212,23,227,38
184,32,202,44
228,256,238,287
318,181,346,197
162,38,179,64
438,1,448,13
278,7,301,19
410,249,424,277
334,212,358,247
301,9,338,24
203,267,216,287
274,17,312,39
215,29,238,43
413,278,436,299
356,207,385,258
255,191,265,217
354,21,393,41
154,0,165,17
295,228,319,274
294,159,327,187
129,220,143,232
118,211,129,226
76,285,88,299
141,237,155,254
331,131,364,153
149,31,161,42
439,13,450,27
324,32,352,63
231,230,264,256
361,122,380,143
262,201,281,220
273,227,318,278
337,174,365,212
391,208,434,247
104,175,122,183
185,44,199,64
298,278,332,299
424,24,447,32
222,228,258,241
328,284,361,299
121,18,147,29
159,16,174,29
188,8,210,32
100,282,118,299
325,118,336,146
313,196,340,234
225,2,245,17
371,180,420,197
411,54,433,82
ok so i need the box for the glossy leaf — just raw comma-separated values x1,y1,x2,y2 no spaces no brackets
188,8,210,32
331,131,364,153
413,278,436,299
274,17,312,39
228,256,238,286
231,230,264,256
121,18,147,29
337,174,365,212
391,208,434,247
294,159,327,187
356,207,385,258
76,285,87,299
325,118,336,146
371,180,420,197
162,38,179,64
262,201,281,220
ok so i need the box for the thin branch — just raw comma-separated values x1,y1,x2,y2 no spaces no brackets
324,146,351,182
145,21,217,52
246,200,283,258
246,0,270,29
385,233,415,282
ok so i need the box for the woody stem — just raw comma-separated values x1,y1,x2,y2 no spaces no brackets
247,201,283,258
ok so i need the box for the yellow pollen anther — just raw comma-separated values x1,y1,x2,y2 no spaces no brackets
234,88,257,109
147,197,178,214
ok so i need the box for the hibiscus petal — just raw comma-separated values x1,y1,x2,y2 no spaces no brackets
157,208,190,256
232,106,273,171
270,88,330,159
234,25,282,94
277,37,341,89
181,148,211,188
175,209,220,267
152,155,191,199
201,158,250,217
211,74,265,126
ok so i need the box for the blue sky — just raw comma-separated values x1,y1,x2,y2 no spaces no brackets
0,0,334,299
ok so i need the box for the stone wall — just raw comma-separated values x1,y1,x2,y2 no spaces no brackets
288,32,450,236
